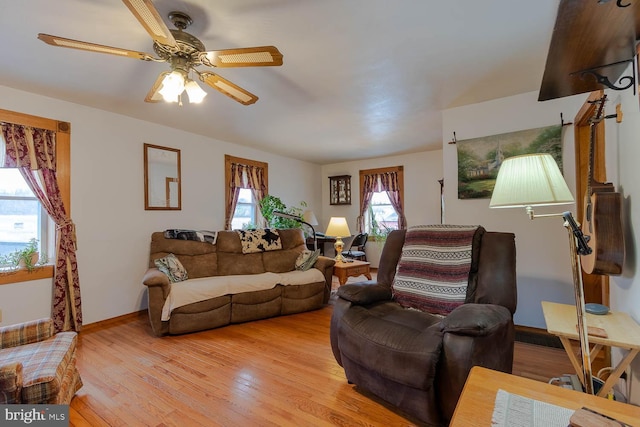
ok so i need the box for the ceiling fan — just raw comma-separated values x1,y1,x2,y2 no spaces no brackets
37,0,283,106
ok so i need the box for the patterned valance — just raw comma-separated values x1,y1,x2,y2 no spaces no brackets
1,124,56,170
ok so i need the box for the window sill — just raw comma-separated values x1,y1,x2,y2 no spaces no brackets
0,265,54,285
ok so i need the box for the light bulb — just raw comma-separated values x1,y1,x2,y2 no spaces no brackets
185,79,207,103
159,71,185,103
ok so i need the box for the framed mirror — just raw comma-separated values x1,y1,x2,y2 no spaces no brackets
144,143,181,210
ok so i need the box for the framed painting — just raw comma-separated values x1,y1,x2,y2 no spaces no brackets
457,125,563,199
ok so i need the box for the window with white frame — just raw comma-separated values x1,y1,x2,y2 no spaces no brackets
0,168,51,267
365,191,399,234
231,188,257,230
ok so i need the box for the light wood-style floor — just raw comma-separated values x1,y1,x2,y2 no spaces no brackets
69,274,576,426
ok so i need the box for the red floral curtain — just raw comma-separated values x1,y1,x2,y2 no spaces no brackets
379,172,407,229
1,123,82,333
358,170,406,232
225,162,267,230
357,174,376,232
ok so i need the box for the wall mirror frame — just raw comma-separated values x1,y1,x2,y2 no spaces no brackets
144,143,182,210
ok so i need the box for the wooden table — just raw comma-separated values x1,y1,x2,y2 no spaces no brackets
450,366,640,426
542,301,640,398
333,260,371,285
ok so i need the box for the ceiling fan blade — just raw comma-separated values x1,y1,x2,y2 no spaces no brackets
121,0,177,48
200,73,258,105
199,46,283,68
144,72,169,103
37,33,152,60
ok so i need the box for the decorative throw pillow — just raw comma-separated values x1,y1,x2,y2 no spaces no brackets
236,229,282,254
295,249,321,271
392,225,479,316
154,253,188,283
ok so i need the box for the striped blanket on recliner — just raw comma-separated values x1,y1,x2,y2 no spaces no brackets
392,224,481,316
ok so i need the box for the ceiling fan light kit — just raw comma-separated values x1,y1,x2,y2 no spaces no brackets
37,0,283,106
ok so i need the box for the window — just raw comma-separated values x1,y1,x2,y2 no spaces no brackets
224,155,268,230
0,109,70,285
0,169,51,266
358,166,405,236
366,191,399,234
230,188,257,229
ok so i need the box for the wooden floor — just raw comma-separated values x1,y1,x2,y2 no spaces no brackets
69,275,577,426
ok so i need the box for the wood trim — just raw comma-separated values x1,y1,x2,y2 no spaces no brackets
0,108,60,131
0,265,54,285
0,108,71,284
79,310,147,334
573,92,610,307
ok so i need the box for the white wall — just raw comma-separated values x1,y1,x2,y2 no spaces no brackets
321,152,443,229
321,151,443,265
0,85,321,326
442,91,588,328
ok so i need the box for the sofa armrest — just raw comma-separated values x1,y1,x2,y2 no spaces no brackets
0,362,23,403
437,303,514,423
0,318,52,349
336,282,392,305
142,268,170,297
441,303,512,337
313,256,336,304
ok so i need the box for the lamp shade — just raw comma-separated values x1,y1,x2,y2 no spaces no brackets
489,153,574,208
325,217,351,237
302,210,318,225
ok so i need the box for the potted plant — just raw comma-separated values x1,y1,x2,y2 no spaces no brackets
364,207,393,268
259,195,305,229
4,238,41,272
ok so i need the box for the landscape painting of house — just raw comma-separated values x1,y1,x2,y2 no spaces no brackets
457,124,562,199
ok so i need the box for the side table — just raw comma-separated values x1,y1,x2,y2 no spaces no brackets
541,301,640,398
450,366,640,426
333,260,372,285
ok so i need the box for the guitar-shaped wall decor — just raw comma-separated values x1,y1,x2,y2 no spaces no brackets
580,95,625,275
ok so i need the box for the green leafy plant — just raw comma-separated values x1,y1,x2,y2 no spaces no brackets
1,238,42,273
367,205,392,245
259,195,306,229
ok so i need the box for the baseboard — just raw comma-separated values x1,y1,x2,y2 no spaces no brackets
515,325,563,348
80,310,147,334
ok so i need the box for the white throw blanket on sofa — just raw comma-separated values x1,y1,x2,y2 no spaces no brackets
161,269,325,321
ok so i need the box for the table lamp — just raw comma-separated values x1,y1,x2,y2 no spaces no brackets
325,217,351,262
490,153,595,394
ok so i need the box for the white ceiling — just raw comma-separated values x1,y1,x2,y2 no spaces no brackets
0,0,560,164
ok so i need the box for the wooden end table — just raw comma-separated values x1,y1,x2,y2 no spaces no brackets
450,366,640,426
333,260,372,285
541,301,640,398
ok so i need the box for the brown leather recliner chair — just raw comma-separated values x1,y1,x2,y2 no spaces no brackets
330,227,517,426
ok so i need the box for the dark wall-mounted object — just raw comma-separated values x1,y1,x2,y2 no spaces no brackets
329,175,351,205
539,0,639,101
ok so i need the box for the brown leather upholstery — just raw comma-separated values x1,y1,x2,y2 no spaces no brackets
330,228,516,426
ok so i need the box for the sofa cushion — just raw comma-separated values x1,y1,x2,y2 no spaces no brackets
154,253,188,283
392,225,480,316
236,229,282,254
0,332,77,404
161,272,282,320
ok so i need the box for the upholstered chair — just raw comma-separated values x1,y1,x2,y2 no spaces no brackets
330,226,517,426
0,318,82,404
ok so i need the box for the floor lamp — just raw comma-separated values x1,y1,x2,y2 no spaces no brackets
273,211,317,250
489,153,595,394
